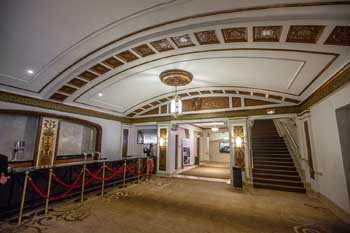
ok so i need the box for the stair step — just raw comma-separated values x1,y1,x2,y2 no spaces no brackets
254,164,296,171
253,177,304,187
253,160,294,166
253,168,298,176
254,182,306,193
253,157,293,163
253,172,301,181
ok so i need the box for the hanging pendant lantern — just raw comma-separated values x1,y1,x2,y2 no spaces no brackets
159,69,193,117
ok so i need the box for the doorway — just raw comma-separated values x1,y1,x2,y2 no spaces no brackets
173,122,230,181
122,128,129,158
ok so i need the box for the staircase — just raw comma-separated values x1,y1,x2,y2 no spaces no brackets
252,120,306,193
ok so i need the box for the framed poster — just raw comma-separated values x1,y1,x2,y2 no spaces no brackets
182,138,191,167
35,118,59,168
219,142,230,153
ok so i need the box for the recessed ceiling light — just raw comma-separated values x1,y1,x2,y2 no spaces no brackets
27,69,34,75
98,93,103,97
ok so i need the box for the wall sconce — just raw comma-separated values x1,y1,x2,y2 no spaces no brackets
159,137,166,147
235,136,243,148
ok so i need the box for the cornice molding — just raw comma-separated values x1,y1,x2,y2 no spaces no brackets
300,62,350,110
0,91,130,123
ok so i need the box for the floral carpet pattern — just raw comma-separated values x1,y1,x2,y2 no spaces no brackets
0,177,349,233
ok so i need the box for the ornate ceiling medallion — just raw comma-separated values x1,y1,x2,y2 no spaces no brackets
160,69,193,117
159,69,193,86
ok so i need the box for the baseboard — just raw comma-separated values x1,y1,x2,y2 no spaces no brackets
318,192,350,224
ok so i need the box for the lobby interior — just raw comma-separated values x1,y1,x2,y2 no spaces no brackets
0,1,350,233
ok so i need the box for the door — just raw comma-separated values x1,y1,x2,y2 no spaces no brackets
175,135,179,169
122,129,129,158
195,137,200,165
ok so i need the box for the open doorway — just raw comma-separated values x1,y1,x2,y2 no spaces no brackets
172,122,230,181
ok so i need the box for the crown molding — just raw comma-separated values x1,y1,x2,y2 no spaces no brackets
0,91,130,123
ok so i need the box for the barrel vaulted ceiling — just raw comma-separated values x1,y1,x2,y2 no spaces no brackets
1,0,350,118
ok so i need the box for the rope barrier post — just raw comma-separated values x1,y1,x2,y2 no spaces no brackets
44,168,53,215
101,162,106,196
81,165,86,203
122,160,127,187
18,171,29,225
137,158,141,183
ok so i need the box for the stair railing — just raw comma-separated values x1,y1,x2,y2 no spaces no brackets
273,119,306,182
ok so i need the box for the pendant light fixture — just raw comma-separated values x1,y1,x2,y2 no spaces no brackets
159,69,193,117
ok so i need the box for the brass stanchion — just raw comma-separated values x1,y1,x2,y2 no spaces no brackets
146,158,150,180
137,158,141,183
122,160,127,187
101,162,106,196
80,165,86,203
45,169,53,215
18,171,29,225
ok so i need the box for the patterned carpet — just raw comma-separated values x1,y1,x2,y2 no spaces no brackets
179,162,230,179
1,177,349,233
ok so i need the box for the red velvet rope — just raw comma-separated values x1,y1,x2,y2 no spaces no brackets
105,164,125,173
125,162,147,177
28,171,83,201
52,167,103,189
86,166,123,181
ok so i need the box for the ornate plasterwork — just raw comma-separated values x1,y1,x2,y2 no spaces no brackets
194,30,219,44
222,27,248,42
150,39,174,52
159,69,193,86
325,26,350,46
132,44,156,57
171,34,195,48
286,25,325,43
253,26,283,42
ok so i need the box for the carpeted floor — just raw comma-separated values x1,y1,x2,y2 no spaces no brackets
179,161,230,179
1,177,349,233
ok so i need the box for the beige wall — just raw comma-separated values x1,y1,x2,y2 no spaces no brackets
209,140,230,163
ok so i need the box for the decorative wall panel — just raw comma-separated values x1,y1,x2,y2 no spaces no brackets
244,98,275,106
36,118,59,168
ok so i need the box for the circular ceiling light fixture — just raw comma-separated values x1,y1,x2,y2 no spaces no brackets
98,93,103,97
160,69,193,117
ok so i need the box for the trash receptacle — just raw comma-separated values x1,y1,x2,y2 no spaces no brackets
232,166,243,188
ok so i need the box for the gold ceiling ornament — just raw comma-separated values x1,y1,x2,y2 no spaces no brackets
159,69,193,86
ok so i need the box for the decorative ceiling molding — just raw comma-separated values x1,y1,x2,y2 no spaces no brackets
253,26,283,42
1,62,349,123
1,1,349,94
325,26,350,46
286,25,325,43
0,91,130,123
